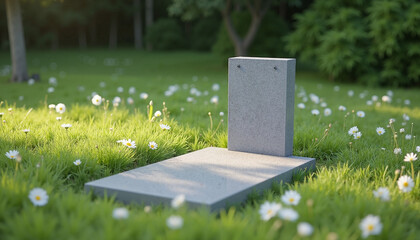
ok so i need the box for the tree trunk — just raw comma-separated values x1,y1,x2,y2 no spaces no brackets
221,0,271,56
134,0,143,49
78,27,87,49
51,29,59,50
89,19,97,45
5,0,28,82
145,0,153,50
109,14,118,49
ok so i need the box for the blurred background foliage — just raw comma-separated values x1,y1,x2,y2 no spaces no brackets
286,0,420,87
1,0,420,87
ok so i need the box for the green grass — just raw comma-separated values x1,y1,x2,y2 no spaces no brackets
0,49,419,239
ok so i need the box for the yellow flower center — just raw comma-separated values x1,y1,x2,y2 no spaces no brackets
10,155,14,158
60,108,63,110
289,198,294,203
151,145,154,148
367,224,374,231
379,131,382,134
403,182,409,187
126,142,132,146
267,210,273,215
35,196,41,201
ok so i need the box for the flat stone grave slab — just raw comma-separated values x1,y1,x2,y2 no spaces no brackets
85,147,315,212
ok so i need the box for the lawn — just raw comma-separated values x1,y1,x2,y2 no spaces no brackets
0,49,419,239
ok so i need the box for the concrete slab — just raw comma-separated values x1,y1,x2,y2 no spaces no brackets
85,147,315,212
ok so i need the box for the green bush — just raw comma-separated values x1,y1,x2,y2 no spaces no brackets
286,0,420,87
145,18,186,51
190,15,221,51
212,11,289,58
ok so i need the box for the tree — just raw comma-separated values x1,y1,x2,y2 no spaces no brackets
145,0,154,50
133,0,143,49
286,0,420,86
5,0,28,82
169,0,272,56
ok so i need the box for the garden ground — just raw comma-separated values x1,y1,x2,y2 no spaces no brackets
0,49,419,239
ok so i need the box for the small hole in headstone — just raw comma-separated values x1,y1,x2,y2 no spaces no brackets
274,66,277,70
237,65,241,68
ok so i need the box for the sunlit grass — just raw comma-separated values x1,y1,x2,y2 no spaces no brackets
0,49,419,239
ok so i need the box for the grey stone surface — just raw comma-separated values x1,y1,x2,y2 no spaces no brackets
228,57,296,157
85,147,315,211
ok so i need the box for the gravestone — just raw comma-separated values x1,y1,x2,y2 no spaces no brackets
85,57,315,211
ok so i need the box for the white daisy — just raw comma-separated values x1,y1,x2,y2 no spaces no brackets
47,87,55,93
219,112,224,117
297,222,314,237
56,117,62,121
160,124,171,130
127,97,134,105
347,90,354,97
376,127,385,135
400,128,405,133
371,95,378,101
359,215,382,238
403,153,417,162
212,83,220,91
148,141,158,150
5,150,19,159
324,108,332,116
416,146,420,152
28,188,49,206
405,134,412,140
48,104,56,109
73,159,82,166
353,132,362,139
382,95,391,103
338,105,346,111
281,190,301,206
278,208,299,222
373,187,390,201
56,103,66,114
61,124,72,129
357,111,365,118
297,103,305,109
210,96,219,104
129,86,136,95
117,86,124,93
320,102,327,108
171,194,185,209
49,77,57,85
91,95,102,106
397,175,414,193
112,207,129,219
394,148,402,155
348,126,359,136
122,139,136,148
166,215,183,229
311,109,320,116
259,201,282,221
154,111,162,117
139,92,148,99
22,129,30,133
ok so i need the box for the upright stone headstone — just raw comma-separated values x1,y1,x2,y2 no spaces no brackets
228,57,295,157
85,57,315,212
